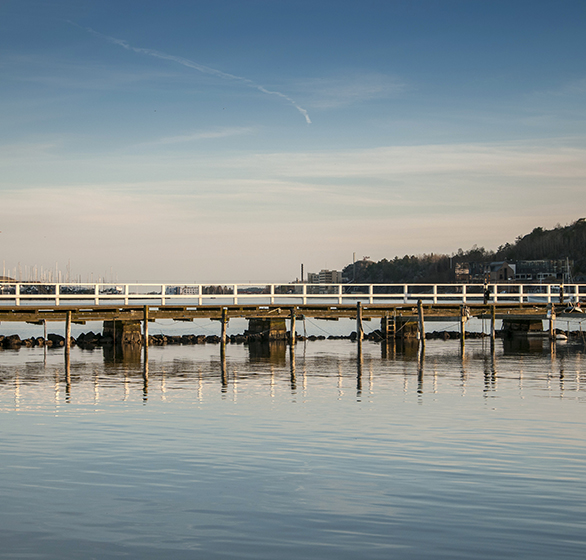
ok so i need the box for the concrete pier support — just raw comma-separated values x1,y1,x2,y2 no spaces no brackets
501,317,544,337
395,318,418,338
247,318,287,341
103,320,143,345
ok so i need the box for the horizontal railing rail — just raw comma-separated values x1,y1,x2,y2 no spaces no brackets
0,283,584,306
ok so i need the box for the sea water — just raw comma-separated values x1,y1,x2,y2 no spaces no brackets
1,338,585,559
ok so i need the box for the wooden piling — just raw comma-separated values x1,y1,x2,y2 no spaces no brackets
490,304,496,343
549,304,556,340
460,305,466,352
356,302,363,342
143,305,149,370
143,305,149,346
65,310,72,354
221,307,228,346
417,299,425,347
290,307,296,345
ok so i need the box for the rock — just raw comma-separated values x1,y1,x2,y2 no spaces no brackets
48,333,65,347
3,334,22,348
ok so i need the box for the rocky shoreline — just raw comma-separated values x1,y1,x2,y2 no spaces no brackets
0,329,505,350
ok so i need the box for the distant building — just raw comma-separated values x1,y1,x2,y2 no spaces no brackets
489,261,516,282
307,269,343,284
514,259,573,282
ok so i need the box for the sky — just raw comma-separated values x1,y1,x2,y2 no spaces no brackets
1,0,586,283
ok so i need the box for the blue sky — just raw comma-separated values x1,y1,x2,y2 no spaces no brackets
1,0,586,282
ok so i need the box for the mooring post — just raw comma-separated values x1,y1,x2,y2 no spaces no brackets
549,303,556,340
417,299,425,347
460,305,466,352
65,310,72,355
143,305,149,346
290,307,296,345
356,302,363,342
221,307,228,346
490,304,496,343
43,319,47,365
143,305,149,370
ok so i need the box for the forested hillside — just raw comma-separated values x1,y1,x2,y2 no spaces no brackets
342,218,586,283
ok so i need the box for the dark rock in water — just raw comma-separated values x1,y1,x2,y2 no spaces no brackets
35,337,45,347
3,334,22,348
48,333,65,347
205,335,220,344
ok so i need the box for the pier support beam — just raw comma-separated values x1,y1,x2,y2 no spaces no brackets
548,304,556,340
65,310,72,354
417,300,425,347
289,308,296,345
247,318,287,341
221,308,228,346
502,317,545,338
356,302,363,343
395,317,418,339
103,320,143,345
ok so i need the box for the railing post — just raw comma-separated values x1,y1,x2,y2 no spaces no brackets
493,285,498,303
15,283,20,306
198,285,203,305
270,284,275,304
303,283,307,305
519,284,524,304
94,284,99,305
55,283,60,305
433,284,438,304
547,284,551,304
233,284,238,305
124,284,129,305
338,284,343,304
403,284,408,303
369,284,373,304
462,284,467,304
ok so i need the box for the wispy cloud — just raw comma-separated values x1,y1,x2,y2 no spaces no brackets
74,24,311,124
139,127,254,147
299,73,407,109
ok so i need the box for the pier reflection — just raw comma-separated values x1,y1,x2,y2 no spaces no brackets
103,343,142,364
3,338,586,406
247,341,287,365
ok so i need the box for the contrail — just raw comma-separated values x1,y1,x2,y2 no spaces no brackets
81,25,311,124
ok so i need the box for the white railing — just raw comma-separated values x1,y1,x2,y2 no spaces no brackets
0,283,583,306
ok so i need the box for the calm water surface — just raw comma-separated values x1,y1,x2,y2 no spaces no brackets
1,338,585,559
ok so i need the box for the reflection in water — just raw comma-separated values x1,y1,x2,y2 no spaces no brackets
289,343,296,393
356,341,363,397
2,338,586,560
417,344,425,396
103,343,142,364
2,338,586,404
248,341,287,364
221,344,227,393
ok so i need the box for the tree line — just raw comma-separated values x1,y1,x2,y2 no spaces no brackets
342,218,586,283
